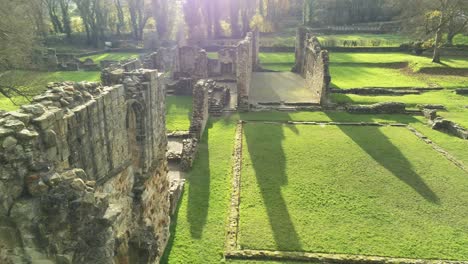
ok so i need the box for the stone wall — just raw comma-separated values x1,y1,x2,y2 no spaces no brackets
178,46,208,80
189,80,210,139
293,27,331,105
0,70,171,263
143,47,180,75
236,33,254,111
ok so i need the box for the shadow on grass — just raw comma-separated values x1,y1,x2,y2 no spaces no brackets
325,113,440,204
187,123,212,239
243,118,303,251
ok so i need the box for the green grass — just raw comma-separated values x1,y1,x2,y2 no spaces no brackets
240,123,468,260
80,52,140,63
163,112,468,264
0,70,101,111
330,65,429,88
260,33,468,48
166,96,193,132
259,52,294,72
318,34,411,47
162,119,237,264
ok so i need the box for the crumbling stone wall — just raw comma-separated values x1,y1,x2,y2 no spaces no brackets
293,27,331,105
189,80,210,139
0,69,170,263
178,46,208,80
143,47,180,74
236,33,254,111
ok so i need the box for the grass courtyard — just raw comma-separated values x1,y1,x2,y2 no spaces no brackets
166,96,192,132
79,52,141,63
240,122,468,260
163,112,468,264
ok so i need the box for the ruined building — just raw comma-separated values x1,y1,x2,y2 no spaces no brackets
0,70,170,263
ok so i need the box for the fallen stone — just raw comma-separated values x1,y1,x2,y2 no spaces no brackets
417,104,446,110
27,178,49,197
3,119,25,132
422,109,437,121
20,104,46,117
16,129,39,140
0,128,14,138
8,111,31,124
47,173,63,186
455,88,468,95
70,178,86,191
2,136,17,150
432,118,468,140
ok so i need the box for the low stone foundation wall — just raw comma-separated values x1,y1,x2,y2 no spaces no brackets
346,102,407,114
0,70,171,263
456,88,468,95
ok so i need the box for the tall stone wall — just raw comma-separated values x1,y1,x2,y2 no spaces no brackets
178,46,208,80
236,33,254,111
0,70,170,263
189,80,210,139
294,27,331,105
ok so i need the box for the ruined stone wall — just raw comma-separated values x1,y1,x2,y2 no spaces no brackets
189,80,210,139
143,47,180,74
294,27,331,105
0,70,170,263
236,33,254,111
251,29,260,70
178,46,208,80
293,27,312,74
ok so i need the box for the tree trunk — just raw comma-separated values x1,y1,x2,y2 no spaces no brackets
432,14,443,63
59,0,72,39
230,0,241,38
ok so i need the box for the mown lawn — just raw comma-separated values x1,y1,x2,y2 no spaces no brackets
240,122,468,260
259,52,295,72
164,112,468,264
329,52,468,89
0,70,101,111
260,33,468,48
258,52,468,88
166,96,193,132
79,52,140,63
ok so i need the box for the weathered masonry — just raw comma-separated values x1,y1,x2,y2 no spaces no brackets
0,69,170,263
293,27,331,105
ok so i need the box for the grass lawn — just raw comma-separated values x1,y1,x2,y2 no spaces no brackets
318,34,411,47
166,96,193,132
164,111,468,264
0,70,101,111
329,52,468,89
259,52,295,72
260,33,468,48
330,65,429,88
79,52,140,63
258,52,468,88
240,122,468,260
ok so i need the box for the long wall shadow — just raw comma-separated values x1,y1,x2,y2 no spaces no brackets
326,113,440,204
243,121,303,251
187,123,211,239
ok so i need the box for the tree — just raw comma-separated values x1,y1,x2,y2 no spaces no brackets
400,0,468,62
0,0,39,103
114,0,126,36
230,0,241,37
74,0,111,47
59,0,73,38
152,0,169,39
128,0,151,40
